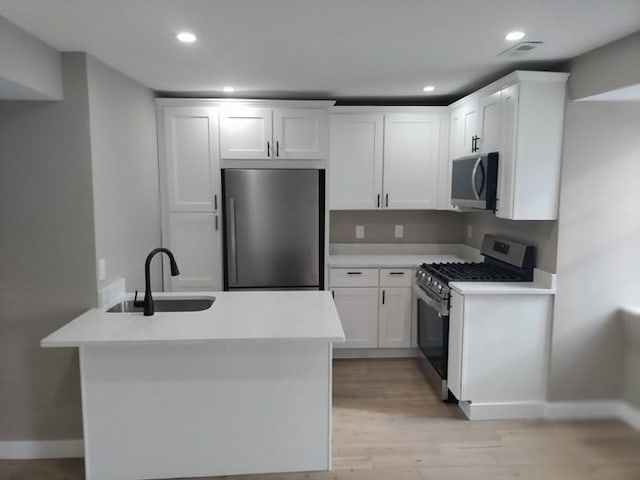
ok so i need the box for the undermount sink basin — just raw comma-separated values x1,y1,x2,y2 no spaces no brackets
106,297,215,313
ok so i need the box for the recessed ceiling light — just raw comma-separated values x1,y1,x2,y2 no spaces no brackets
176,32,197,43
422,85,435,92
223,86,235,93
505,31,525,42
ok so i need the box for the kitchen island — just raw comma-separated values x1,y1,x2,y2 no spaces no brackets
41,290,345,480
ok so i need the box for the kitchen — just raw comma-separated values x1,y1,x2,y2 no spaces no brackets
1,2,640,479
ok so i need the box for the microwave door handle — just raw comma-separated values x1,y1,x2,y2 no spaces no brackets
471,156,482,200
477,161,486,197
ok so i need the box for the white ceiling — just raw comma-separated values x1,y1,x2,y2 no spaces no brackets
0,0,639,99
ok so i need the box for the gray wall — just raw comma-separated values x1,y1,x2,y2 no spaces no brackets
463,213,558,273
330,210,466,243
568,30,640,100
86,55,161,292
0,53,95,440
549,99,640,402
0,15,63,100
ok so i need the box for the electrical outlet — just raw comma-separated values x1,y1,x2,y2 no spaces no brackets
355,225,365,239
467,224,473,239
394,225,404,238
98,258,106,281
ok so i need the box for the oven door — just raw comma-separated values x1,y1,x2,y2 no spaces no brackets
415,286,449,382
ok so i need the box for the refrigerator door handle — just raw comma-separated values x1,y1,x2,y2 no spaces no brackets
229,198,239,285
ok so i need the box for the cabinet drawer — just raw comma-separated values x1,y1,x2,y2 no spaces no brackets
379,268,412,287
330,268,379,287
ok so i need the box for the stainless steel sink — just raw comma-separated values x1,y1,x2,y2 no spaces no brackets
106,297,215,313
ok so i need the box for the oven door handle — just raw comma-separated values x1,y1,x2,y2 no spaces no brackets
414,286,448,316
471,156,483,200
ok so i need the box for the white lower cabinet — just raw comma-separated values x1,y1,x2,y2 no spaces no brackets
379,287,412,348
447,290,553,412
332,287,379,348
165,213,223,291
330,268,413,351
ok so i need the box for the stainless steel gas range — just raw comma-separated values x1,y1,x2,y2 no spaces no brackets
414,234,535,400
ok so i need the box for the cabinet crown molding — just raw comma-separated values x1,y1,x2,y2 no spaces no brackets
156,98,336,109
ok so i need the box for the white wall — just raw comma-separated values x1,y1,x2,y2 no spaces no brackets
549,100,640,402
0,15,62,100
86,56,162,292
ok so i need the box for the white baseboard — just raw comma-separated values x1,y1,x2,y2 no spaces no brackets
618,402,640,430
333,347,417,359
459,401,546,420
0,439,84,459
545,400,622,421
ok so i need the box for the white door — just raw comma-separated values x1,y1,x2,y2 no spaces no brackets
383,113,441,209
329,114,383,210
332,288,379,348
165,213,222,291
449,106,464,161
379,287,412,348
163,107,220,212
461,99,480,156
273,108,326,160
219,108,273,159
478,90,502,154
447,291,464,400
496,84,519,219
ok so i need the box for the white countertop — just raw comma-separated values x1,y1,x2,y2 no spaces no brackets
449,281,555,295
328,254,468,268
41,291,345,347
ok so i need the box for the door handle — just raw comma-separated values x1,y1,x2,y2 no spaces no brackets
276,141,280,157
382,289,386,305
215,215,219,231
389,272,405,276
385,193,389,207
214,194,218,210
347,271,363,275
377,194,380,208
267,141,271,157
229,198,238,284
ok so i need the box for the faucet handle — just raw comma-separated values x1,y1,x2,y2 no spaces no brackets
133,290,144,307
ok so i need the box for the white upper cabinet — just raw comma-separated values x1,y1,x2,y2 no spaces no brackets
449,99,479,159
220,106,328,160
219,108,273,159
163,107,220,212
383,113,441,209
329,114,383,210
448,71,569,220
477,90,502,154
273,108,327,159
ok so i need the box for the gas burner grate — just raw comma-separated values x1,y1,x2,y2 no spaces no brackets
421,262,527,282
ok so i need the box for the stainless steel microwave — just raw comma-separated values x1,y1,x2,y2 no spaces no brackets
451,152,499,211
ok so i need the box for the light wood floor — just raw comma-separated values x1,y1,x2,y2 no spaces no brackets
2,358,639,480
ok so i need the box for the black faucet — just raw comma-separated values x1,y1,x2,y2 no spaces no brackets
134,248,180,316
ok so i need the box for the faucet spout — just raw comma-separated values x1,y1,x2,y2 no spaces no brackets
133,248,180,316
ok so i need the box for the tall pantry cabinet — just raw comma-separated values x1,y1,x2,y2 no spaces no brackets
157,106,223,291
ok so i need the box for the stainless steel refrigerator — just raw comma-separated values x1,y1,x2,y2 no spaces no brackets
222,169,324,290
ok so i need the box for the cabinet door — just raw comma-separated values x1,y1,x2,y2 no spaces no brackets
163,107,220,212
219,108,273,159
447,291,464,400
273,108,326,160
495,83,520,219
449,106,464,161
332,287,379,348
165,213,222,291
478,90,502,154
383,113,441,209
329,114,383,210
379,287,412,348
461,99,479,156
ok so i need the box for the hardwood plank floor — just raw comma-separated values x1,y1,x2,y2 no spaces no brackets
1,358,639,480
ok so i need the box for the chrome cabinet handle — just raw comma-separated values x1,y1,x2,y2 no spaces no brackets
229,198,238,284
